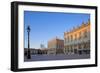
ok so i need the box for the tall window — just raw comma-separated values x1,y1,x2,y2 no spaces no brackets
79,44,81,49
84,43,86,49
65,38,67,43
67,36,69,42
71,35,73,41
71,45,73,52
67,47,69,52
79,32,81,39
84,30,87,38
75,34,77,40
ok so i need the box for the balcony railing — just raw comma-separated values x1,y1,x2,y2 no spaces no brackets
64,37,90,45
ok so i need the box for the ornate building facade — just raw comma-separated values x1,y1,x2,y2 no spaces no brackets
64,20,90,55
25,20,90,56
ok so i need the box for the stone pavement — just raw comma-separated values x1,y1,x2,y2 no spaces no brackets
24,54,90,62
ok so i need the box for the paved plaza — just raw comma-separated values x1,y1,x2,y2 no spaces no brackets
24,54,90,62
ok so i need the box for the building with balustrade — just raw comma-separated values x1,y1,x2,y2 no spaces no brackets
24,20,90,56
64,20,90,55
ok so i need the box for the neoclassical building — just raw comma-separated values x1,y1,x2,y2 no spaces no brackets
25,37,64,55
64,20,90,55
24,20,90,56
48,37,64,54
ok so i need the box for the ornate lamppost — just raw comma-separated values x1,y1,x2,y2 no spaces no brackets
27,25,31,59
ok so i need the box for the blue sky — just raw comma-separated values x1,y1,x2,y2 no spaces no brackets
24,11,90,49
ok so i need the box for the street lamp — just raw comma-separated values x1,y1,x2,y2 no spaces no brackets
27,25,31,59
